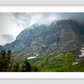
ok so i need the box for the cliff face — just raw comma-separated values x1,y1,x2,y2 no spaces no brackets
1,20,84,54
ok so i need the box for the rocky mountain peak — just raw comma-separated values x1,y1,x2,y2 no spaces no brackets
1,19,84,54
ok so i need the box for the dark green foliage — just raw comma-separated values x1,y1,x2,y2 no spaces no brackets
0,49,11,72
12,62,19,72
1,49,83,72
21,59,31,72
32,65,39,72
0,49,40,72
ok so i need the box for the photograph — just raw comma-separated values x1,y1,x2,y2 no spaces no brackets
0,12,84,72
0,0,84,83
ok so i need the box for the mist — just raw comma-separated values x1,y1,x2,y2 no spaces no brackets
10,12,84,28
0,12,84,45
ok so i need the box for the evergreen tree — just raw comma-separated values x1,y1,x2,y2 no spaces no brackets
21,59,31,72
32,65,39,72
0,52,3,71
65,52,73,71
6,49,11,71
12,62,19,72
0,49,12,72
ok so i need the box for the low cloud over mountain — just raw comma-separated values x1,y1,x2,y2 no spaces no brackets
1,12,84,45
10,13,84,28
2,34,15,44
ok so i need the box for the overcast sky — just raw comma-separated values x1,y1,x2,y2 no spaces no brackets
0,12,84,46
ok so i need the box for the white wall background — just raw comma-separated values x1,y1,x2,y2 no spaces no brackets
0,80,84,84
0,0,83,5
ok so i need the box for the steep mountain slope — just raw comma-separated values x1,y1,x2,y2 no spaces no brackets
1,19,84,55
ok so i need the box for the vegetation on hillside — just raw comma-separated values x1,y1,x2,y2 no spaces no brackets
0,49,39,72
0,49,84,72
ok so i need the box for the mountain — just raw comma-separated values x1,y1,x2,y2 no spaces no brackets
1,19,84,55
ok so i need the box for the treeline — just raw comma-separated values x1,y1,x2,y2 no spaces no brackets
0,49,39,72
0,49,82,72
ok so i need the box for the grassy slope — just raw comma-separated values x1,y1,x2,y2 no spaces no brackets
14,51,84,72
31,53,65,71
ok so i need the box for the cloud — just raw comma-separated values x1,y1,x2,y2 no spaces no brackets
9,12,84,29
0,13,23,45
53,13,84,25
0,12,84,45
9,13,60,28
2,34,15,44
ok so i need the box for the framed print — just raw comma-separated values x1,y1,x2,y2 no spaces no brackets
0,0,84,83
